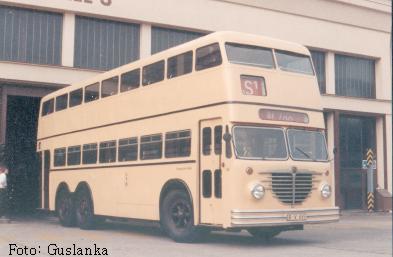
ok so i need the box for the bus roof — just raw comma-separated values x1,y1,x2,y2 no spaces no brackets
42,31,310,102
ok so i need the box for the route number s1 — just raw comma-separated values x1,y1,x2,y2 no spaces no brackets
240,75,266,96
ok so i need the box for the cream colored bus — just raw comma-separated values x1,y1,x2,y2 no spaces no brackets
37,31,339,242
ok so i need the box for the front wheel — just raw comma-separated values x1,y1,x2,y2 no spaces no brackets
75,190,95,230
247,228,281,240
161,190,200,243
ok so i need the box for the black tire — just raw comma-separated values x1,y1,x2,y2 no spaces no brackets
247,228,281,241
56,190,76,227
75,189,95,230
161,190,200,243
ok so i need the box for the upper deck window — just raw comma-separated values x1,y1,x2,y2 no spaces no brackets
69,88,83,108
275,50,314,75
101,76,119,98
85,83,100,103
142,61,165,86
42,99,54,116
55,94,68,112
225,43,274,69
167,51,193,79
121,69,140,92
196,43,222,71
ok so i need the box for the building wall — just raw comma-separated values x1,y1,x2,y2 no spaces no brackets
0,0,391,197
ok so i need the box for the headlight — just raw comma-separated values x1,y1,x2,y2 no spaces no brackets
251,184,265,199
321,184,331,198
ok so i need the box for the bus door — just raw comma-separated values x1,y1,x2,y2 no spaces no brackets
199,119,223,225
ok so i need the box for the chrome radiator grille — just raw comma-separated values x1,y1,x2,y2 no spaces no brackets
266,172,319,204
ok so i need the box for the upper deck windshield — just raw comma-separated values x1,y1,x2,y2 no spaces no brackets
233,126,328,162
225,43,275,69
225,42,314,75
275,50,314,75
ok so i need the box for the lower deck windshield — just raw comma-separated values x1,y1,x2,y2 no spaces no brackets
233,126,328,161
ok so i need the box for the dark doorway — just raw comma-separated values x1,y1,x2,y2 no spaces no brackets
339,115,376,209
5,95,41,215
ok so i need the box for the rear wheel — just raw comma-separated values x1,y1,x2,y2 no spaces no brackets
247,228,281,240
75,189,95,230
161,190,200,243
56,190,75,227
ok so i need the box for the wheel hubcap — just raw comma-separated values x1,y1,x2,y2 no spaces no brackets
171,201,191,228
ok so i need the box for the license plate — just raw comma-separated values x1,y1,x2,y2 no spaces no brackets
287,213,306,222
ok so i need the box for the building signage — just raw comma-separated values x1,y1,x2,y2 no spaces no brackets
68,0,112,7
259,109,309,124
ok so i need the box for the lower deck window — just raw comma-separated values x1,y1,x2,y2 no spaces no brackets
83,143,98,164
67,146,81,166
165,130,191,158
118,138,138,161
140,134,162,160
99,141,117,163
54,148,66,167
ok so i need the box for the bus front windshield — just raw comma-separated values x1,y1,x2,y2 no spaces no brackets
233,127,287,159
287,129,328,161
233,126,328,161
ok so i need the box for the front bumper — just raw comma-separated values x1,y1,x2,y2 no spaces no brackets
231,207,339,227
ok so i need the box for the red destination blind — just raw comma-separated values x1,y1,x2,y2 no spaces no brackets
259,109,309,124
240,75,266,96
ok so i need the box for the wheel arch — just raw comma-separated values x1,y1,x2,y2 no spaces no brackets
159,179,194,218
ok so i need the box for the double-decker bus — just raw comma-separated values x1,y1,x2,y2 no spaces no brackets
36,31,339,242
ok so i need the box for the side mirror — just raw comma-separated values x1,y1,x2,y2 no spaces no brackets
223,132,232,142
223,126,232,159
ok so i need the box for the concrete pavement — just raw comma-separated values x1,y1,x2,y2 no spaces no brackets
0,212,391,257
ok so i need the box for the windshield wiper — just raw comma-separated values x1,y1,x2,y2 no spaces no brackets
295,147,311,159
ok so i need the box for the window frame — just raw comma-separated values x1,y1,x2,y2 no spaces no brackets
99,140,117,163
101,76,119,98
118,137,138,162
54,148,66,167
275,49,315,75
55,94,68,112
67,145,81,166
42,99,54,116
167,51,193,79
225,42,275,69
84,82,100,103
82,143,98,165
140,134,163,160
120,68,140,92
195,43,222,71
69,88,83,108
142,60,165,86
232,125,289,161
164,130,192,158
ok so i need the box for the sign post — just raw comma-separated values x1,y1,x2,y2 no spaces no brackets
364,149,375,212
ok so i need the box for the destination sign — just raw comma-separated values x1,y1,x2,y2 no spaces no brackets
68,0,112,7
240,75,266,96
259,109,309,124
